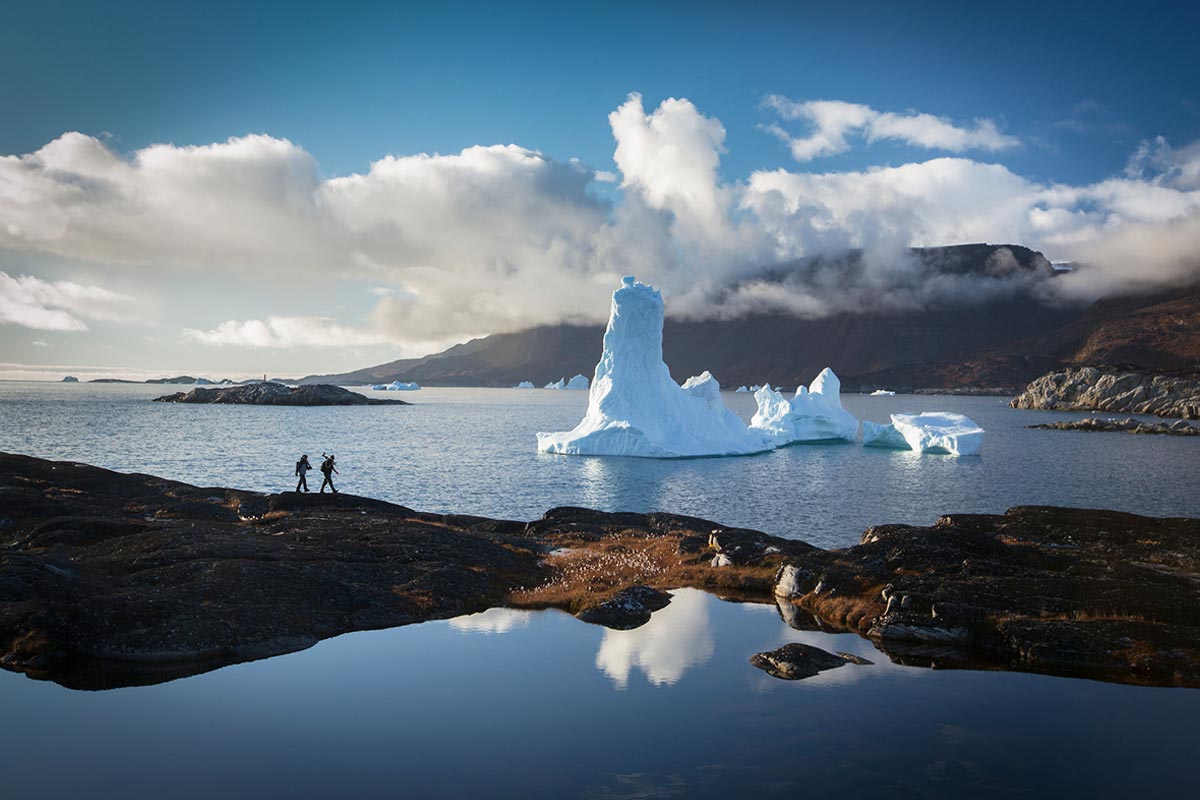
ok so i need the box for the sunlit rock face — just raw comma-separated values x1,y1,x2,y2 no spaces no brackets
537,277,773,458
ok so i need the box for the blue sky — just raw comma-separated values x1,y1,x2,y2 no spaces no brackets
4,0,1196,183
1,1,1198,379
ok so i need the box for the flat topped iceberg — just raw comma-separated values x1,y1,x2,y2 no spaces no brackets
373,381,420,391
870,389,895,396
514,380,535,389
537,277,773,458
863,412,984,456
748,369,858,445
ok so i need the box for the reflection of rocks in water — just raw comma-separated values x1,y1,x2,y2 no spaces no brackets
595,589,714,688
576,585,672,630
750,642,872,680
448,607,535,634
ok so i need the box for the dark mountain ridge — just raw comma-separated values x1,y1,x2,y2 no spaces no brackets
300,244,1200,391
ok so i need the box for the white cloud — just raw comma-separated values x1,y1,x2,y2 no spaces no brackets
1,98,1199,347
182,315,394,348
763,96,1020,162
0,271,132,331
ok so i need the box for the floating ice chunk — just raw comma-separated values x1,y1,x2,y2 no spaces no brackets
370,384,387,391
734,385,750,393
544,378,565,389
565,374,589,390
749,369,859,444
385,381,420,391
750,384,761,391
514,380,535,389
864,412,984,456
862,420,910,449
537,278,774,458
870,389,896,396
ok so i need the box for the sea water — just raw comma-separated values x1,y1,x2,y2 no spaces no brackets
0,382,1194,546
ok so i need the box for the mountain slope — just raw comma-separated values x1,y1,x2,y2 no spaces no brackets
300,245,1199,390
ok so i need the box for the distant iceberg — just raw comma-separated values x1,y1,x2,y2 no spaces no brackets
734,385,749,393
537,277,774,458
750,384,761,391
194,377,214,386
863,412,984,456
870,389,895,396
545,374,590,390
748,370,858,445
514,380,535,389
372,380,420,391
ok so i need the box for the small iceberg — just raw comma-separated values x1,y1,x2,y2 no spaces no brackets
870,389,895,396
750,384,761,391
514,380,535,389
194,377,214,386
373,380,420,391
748,370,859,445
734,385,750,393
537,277,774,458
863,412,984,456
545,374,590,390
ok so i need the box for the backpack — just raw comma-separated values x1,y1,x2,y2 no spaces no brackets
321,457,333,474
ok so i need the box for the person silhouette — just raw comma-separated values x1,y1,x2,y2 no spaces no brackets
295,454,312,493
319,453,339,494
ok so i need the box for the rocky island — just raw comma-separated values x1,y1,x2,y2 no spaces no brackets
154,382,409,406
1,453,1196,689
1012,366,1200,419
1030,417,1199,435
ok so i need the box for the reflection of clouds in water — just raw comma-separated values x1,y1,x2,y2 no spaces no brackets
595,589,715,689
447,607,535,634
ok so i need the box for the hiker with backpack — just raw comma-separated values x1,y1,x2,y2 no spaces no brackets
319,453,339,494
295,454,312,493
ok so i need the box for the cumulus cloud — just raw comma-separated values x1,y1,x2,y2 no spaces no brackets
182,315,395,348
0,271,132,331
763,96,1020,162
2,97,1199,347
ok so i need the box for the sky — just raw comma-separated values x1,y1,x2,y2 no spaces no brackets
1,0,1199,380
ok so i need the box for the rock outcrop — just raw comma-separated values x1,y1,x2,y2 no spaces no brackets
1,453,1197,689
1029,417,1199,435
1011,366,1200,419
749,643,872,680
154,383,409,406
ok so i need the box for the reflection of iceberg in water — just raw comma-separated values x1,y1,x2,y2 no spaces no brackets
595,588,715,689
447,607,535,634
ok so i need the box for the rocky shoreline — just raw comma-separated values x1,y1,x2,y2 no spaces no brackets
1011,366,1200,419
1,453,1196,689
1029,417,1199,435
154,383,409,406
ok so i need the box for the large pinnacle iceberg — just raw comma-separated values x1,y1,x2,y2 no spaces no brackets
536,277,774,458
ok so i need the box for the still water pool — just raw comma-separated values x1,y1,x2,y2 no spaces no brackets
2,590,1196,798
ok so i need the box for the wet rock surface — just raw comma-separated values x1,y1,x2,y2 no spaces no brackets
575,585,672,629
749,642,872,680
1011,366,1200,419
2,453,1197,689
1029,417,1199,435
153,383,409,406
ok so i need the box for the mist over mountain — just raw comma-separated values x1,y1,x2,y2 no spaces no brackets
301,243,1198,390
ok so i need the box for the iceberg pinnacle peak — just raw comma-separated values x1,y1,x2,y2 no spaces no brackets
537,277,772,458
